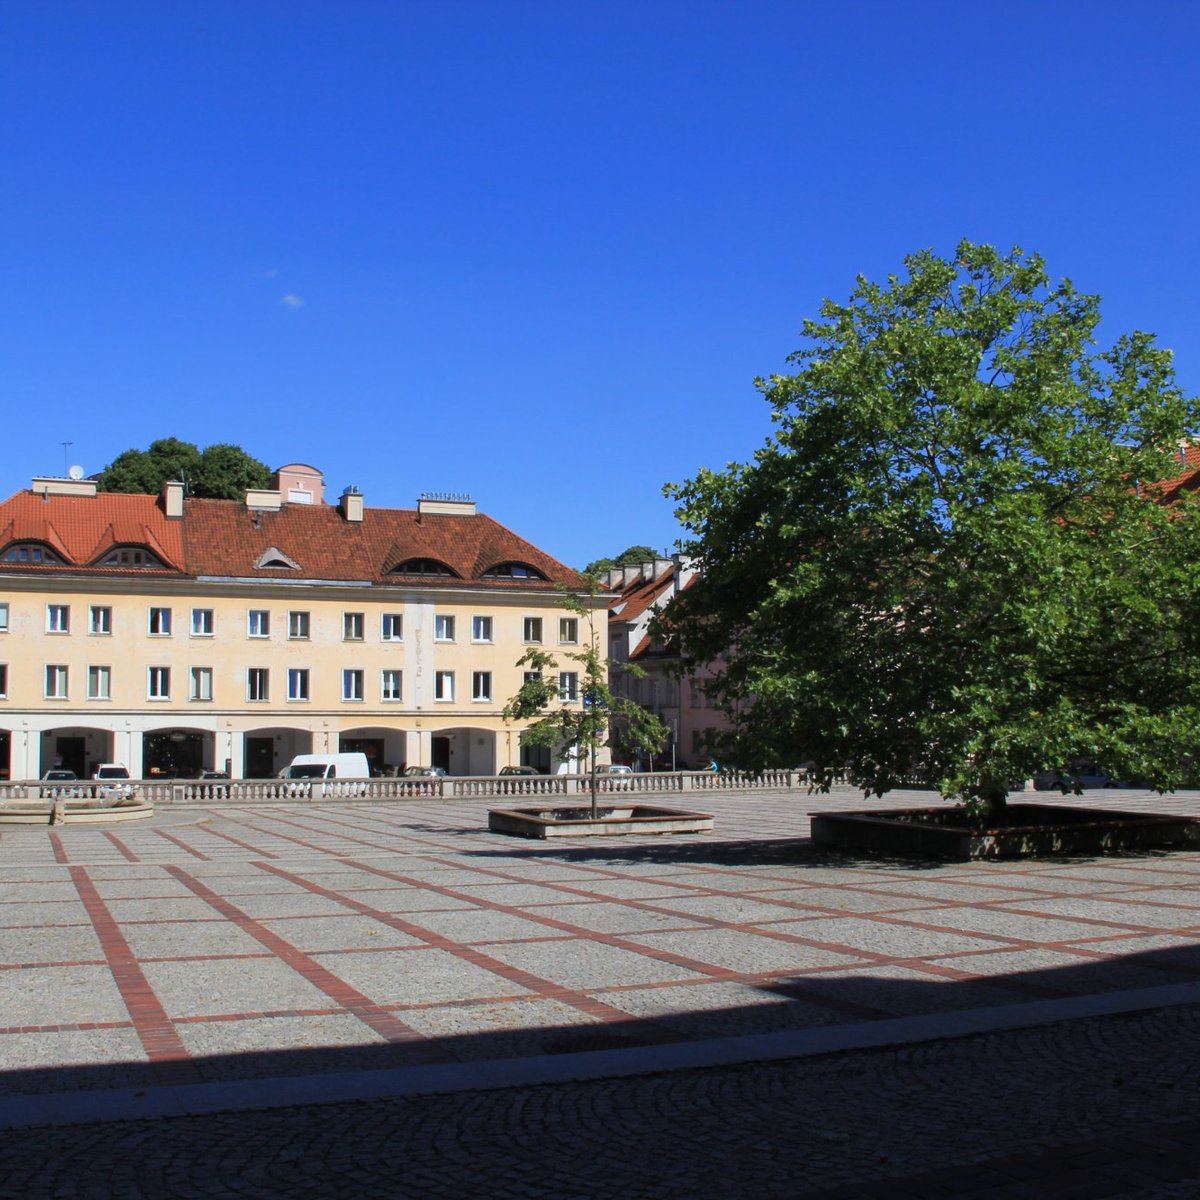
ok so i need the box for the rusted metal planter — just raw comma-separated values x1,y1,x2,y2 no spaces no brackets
811,803,1200,861
488,804,714,838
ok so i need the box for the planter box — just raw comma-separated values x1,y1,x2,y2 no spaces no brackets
811,803,1200,861
488,804,714,839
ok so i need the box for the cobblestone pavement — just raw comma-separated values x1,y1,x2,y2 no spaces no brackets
2,1003,1200,1198
2,786,1200,1196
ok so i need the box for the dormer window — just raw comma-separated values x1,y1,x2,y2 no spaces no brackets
3,543,60,564
98,546,164,568
390,558,457,577
255,546,300,570
482,561,546,581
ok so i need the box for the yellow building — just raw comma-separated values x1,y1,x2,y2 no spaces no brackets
0,466,598,780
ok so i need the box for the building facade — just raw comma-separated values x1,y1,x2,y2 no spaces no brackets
0,467,597,780
605,558,730,769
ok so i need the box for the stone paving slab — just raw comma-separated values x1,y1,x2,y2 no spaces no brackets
1,786,1200,1195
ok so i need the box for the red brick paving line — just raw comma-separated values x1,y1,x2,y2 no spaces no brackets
161,864,441,1060
48,830,69,864
67,865,200,1084
221,810,1197,1013
364,848,1195,1005
252,859,692,1037
102,830,140,862
262,808,1200,955
149,827,212,860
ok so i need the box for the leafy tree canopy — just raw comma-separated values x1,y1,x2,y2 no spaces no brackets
97,439,272,500
663,242,1200,814
583,544,661,577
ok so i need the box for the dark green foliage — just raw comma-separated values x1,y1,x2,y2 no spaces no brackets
664,242,1200,815
582,545,660,577
97,439,271,499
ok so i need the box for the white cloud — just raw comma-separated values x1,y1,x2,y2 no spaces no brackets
279,293,305,310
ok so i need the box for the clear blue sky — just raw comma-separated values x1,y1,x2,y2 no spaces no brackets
3,1,1198,569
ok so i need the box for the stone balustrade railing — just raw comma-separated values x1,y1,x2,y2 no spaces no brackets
0,768,811,808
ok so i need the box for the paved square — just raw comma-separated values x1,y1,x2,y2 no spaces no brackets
2,784,1200,1112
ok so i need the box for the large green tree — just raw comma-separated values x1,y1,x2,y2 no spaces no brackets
97,438,271,499
663,242,1200,816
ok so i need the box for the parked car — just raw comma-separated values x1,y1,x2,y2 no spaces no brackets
498,765,538,776
402,765,446,778
92,763,134,802
40,768,81,799
595,764,633,776
1033,762,1114,791
199,770,230,780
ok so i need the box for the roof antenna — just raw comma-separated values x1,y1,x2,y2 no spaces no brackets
61,441,73,478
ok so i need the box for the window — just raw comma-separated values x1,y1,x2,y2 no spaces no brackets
343,612,364,641
559,672,579,701
287,668,309,701
523,670,542,685
523,617,543,643
0,663,7,697
288,610,310,640
100,546,163,568
472,671,492,702
87,665,111,700
390,558,455,577
434,670,455,701
3,544,59,564
148,666,171,699
471,615,492,642
45,665,68,699
482,562,546,581
46,604,70,634
190,667,213,702
191,608,214,636
0,602,7,632
435,614,455,642
381,613,403,641
342,669,364,701
559,617,579,644
247,610,270,638
381,669,403,701
148,607,172,636
90,605,112,635
247,667,269,701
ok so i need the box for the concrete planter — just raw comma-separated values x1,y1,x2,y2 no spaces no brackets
811,803,1200,861
488,803,714,838
0,796,154,826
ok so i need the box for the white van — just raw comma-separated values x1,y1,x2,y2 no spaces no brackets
285,753,371,797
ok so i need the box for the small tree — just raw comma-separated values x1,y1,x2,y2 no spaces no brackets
664,242,1200,819
503,586,669,818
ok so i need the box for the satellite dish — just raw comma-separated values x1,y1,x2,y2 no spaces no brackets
68,464,84,480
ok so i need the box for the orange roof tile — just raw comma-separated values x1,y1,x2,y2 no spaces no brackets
180,498,582,587
0,490,185,573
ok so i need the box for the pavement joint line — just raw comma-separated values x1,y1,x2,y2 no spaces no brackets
4,977,1200,1132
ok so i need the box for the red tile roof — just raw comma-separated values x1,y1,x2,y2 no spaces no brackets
0,490,185,573
181,498,582,587
0,488,582,588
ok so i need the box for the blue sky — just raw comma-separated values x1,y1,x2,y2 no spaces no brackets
3,1,1198,569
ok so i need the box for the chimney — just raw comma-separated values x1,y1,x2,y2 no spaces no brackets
161,479,185,518
341,486,364,522
417,492,476,516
